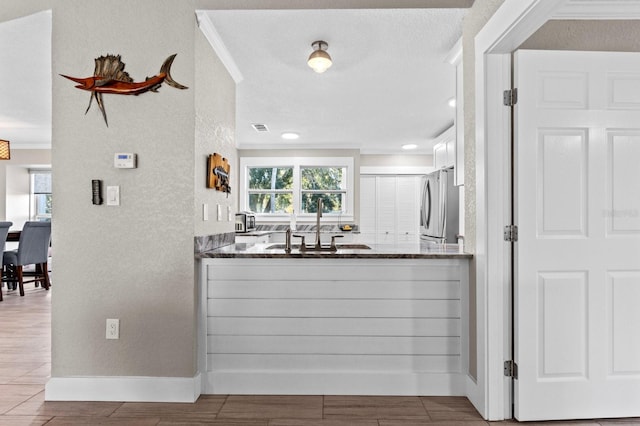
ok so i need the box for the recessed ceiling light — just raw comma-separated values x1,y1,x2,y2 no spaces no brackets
448,97,456,108
402,144,418,151
281,132,300,140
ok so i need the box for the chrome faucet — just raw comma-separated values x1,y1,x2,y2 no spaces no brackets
285,228,292,253
315,198,323,249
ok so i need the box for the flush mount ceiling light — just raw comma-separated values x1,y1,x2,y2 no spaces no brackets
0,140,10,160
448,97,456,108
307,40,332,73
402,144,418,151
281,132,300,140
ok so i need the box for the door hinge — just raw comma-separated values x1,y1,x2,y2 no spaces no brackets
504,360,518,379
503,88,518,106
504,225,518,242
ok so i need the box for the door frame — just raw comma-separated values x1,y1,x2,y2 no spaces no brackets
472,0,640,421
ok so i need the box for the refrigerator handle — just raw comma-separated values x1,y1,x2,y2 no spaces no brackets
420,180,426,227
440,173,447,232
426,179,432,229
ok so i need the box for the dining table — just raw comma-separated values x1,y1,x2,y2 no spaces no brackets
6,231,20,242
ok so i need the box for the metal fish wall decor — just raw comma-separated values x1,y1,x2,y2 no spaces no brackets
61,54,188,126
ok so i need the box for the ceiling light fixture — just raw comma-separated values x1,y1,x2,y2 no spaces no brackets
448,97,456,108
402,144,418,151
307,40,332,73
0,140,10,160
281,132,300,140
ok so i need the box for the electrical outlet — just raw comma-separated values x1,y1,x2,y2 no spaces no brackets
106,318,119,339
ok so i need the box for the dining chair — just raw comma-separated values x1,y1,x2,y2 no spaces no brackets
0,221,13,302
3,221,51,297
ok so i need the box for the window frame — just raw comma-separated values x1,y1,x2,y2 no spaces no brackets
29,169,52,222
240,157,354,223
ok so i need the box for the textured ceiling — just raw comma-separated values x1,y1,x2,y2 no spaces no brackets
205,8,465,154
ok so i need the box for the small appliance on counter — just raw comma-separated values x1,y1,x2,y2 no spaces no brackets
235,211,256,233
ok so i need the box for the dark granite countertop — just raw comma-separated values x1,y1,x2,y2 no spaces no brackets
198,242,472,259
236,229,360,237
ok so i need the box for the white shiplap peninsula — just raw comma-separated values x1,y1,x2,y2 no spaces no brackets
198,244,471,396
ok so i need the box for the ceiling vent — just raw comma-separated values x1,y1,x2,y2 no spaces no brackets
252,123,269,132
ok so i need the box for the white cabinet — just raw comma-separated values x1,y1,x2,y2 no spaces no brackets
433,142,448,170
433,132,455,170
444,37,464,186
359,175,421,244
359,175,377,242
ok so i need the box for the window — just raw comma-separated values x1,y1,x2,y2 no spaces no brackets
247,166,293,214
30,170,52,221
241,157,354,221
300,166,346,213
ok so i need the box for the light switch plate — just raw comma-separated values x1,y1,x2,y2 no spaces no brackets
106,186,120,206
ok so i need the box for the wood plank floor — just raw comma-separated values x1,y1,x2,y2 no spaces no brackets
1,286,639,425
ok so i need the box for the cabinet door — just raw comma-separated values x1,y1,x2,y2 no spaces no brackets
376,231,395,244
359,176,377,234
376,177,396,234
446,137,455,169
433,143,447,169
396,176,419,237
359,175,422,245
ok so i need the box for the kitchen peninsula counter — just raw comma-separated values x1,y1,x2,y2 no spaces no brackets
198,242,471,259
198,243,471,396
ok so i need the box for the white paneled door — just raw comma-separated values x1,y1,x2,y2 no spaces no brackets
514,50,640,421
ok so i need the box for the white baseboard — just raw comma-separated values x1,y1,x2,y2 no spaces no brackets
205,372,466,396
45,373,201,402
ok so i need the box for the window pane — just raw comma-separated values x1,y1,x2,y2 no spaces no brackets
249,167,293,190
301,167,344,190
33,173,52,194
301,193,344,214
249,192,293,214
35,194,52,220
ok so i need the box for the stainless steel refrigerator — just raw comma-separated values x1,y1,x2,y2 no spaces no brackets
420,168,459,243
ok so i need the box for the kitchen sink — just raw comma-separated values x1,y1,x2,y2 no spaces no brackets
266,243,371,250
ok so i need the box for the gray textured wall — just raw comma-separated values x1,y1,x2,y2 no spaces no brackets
51,0,197,378
195,26,237,237
0,0,50,22
521,20,640,52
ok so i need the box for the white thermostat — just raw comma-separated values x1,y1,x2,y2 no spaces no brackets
114,153,137,169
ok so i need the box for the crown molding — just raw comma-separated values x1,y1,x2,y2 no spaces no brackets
195,11,244,84
445,38,463,66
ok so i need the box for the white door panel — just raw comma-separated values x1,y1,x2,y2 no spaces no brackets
515,50,640,421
